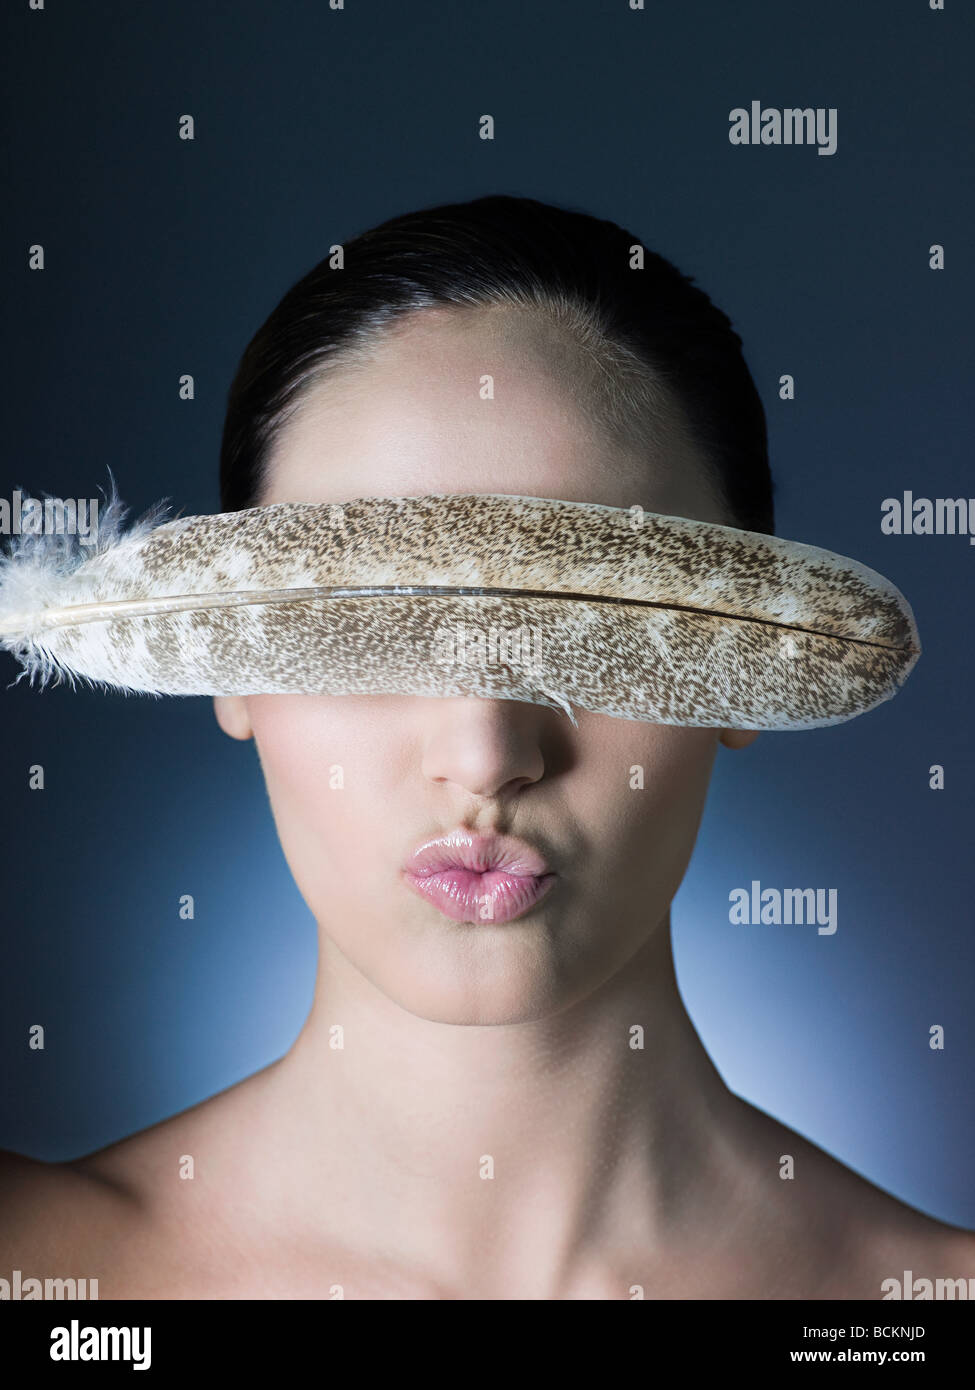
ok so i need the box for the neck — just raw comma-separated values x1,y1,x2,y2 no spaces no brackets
263,914,746,1295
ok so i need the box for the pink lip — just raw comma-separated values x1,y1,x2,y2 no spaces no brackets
402,830,556,924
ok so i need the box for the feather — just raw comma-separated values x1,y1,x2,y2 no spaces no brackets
0,488,920,730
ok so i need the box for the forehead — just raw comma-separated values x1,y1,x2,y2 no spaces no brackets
262,304,727,523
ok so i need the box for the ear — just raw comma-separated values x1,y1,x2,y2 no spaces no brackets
718,728,761,750
213,695,253,741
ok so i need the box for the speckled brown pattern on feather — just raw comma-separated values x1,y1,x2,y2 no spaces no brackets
0,494,921,730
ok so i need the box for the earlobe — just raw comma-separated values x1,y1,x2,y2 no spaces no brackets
213,695,253,741
718,728,761,751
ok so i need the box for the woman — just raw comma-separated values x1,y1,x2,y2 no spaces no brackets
2,195,972,1299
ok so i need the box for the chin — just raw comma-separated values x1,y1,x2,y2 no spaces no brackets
350,918,635,1028
386,986,570,1029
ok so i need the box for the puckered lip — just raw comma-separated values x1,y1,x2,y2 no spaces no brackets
403,829,553,879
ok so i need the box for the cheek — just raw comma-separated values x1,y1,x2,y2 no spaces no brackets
585,725,718,864
246,697,399,885
249,695,398,784
252,702,342,809
615,728,719,913
638,726,719,806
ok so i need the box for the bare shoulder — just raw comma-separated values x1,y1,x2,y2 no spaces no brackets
70,1064,271,1198
0,1148,134,1272
0,1062,282,1297
727,1093,975,1296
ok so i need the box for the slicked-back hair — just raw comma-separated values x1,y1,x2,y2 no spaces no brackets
219,194,774,535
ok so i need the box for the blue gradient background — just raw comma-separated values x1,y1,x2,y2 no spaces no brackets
1,2,972,1227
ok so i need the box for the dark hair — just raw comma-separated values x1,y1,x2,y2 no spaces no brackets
219,194,774,533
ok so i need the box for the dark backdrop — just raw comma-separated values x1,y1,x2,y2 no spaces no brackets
2,0,972,1227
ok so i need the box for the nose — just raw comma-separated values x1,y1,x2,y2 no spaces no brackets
420,697,549,800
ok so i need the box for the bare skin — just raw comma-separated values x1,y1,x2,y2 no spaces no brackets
2,303,972,1299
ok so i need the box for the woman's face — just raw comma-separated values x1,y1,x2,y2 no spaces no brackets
215,305,758,1025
